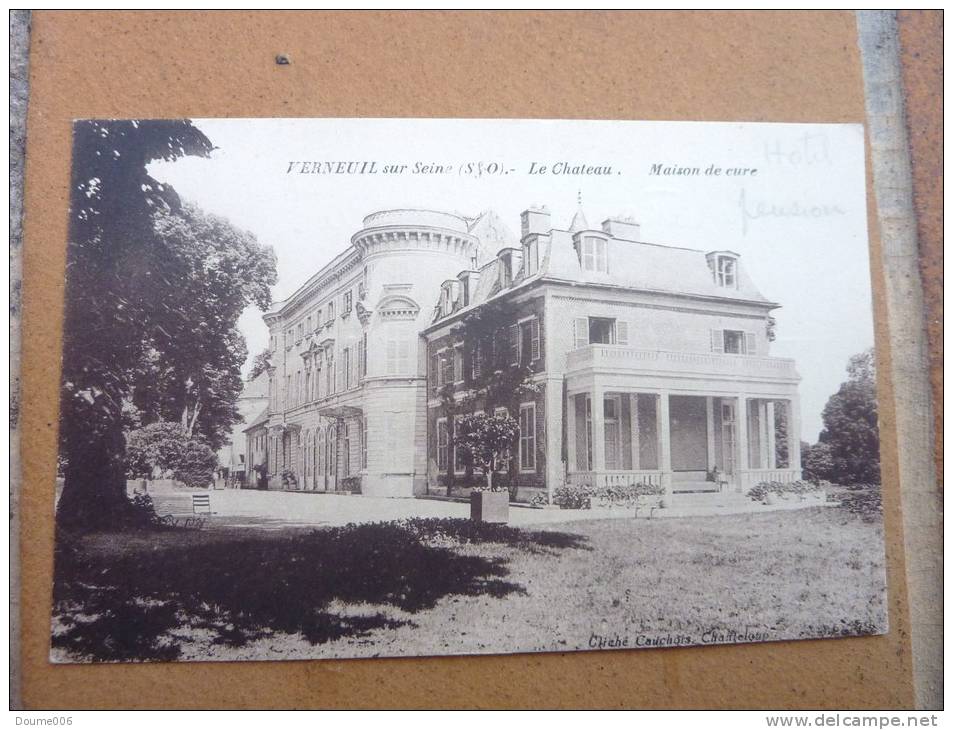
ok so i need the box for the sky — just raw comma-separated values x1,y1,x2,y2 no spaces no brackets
149,118,875,442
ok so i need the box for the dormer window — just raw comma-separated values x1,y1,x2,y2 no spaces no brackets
577,235,608,273
707,251,740,289
500,252,513,287
523,237,539,276
716,255,736,288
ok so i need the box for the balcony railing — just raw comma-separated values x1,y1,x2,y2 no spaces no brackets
566,346,798,381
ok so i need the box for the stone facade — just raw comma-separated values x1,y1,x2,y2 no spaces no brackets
244,209,514,497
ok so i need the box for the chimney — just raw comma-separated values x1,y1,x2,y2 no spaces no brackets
602,216,641,241
521,206,551,239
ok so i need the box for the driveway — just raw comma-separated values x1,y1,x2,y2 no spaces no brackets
143,485,638,530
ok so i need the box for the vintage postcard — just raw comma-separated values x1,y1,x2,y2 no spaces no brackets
51,118,887,663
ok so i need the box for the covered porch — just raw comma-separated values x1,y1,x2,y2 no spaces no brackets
564,346,802,495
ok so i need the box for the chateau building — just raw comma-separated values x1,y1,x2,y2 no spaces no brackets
244,204,803,502
244,209,513,497
423,205,803,502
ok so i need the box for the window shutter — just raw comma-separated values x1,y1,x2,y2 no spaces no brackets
574,317,590,349
615,320,629,346
745,332,757,355
710,329,724,354
509,323,519,364
530,318,541,360
472,344,482,379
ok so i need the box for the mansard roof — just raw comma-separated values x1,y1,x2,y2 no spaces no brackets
427,216,776,330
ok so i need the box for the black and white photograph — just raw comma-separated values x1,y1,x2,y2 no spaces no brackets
51,117,887,664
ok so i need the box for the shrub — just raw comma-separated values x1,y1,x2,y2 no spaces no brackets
833,484,883,521
173,440,218,489
747,479,825,503
553,484,592,510
280,469,298,490
127,492,162,528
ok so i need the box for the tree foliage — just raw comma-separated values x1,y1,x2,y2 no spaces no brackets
247,348,274,382
438,298,541,494
454,413,520,492
128,203,277,450
807,348,881,485
125,421,190,480
57,120,275,530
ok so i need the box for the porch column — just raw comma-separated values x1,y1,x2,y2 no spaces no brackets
566,393,577,473
766,401,777,469
591,386,606,475
788,397,802,472
657,392,672,494
545,378,564,504
705,396,716,470
736,394,749,491
629,394,640,470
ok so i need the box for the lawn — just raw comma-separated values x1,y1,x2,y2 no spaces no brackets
51,505,888,663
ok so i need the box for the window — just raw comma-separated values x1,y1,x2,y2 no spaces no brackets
453,419,467,474
326,351,335,393
573,317,628,348
306,315,312,332
715,255,737,288
523,238,539,276
343,347,351,389
285,375,292,405
327,302,335,322
296,323,303,342
518,317,540,363
453,345,464,383
437,349,453,386
519,403,536,471
437,418,449,472
712,329,757,355
304,370,311,402
343,422,351,477
344,290,353,313
386,339,410,375
508,324,519,365
361,418,368,470
588,317,615,345
359,333,367,379
471,343,482,380
315,309,322,328
579,236,608,272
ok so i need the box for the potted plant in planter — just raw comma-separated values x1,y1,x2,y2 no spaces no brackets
455,412,519,523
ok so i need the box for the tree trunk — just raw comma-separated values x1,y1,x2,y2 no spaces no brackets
486,463,494,491
56,416,131,532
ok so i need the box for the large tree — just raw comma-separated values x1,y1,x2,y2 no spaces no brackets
811,348,881,485
128,203,276,450
57,120,275,530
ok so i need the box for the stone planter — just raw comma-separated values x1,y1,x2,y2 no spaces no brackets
470,490,509,523
764,493,778,505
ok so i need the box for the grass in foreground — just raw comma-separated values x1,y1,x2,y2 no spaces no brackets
51,506,886,663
